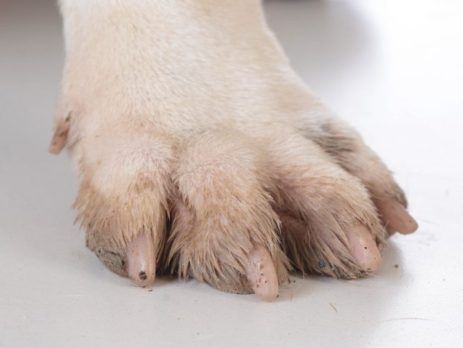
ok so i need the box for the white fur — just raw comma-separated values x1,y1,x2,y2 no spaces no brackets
52,0,417,295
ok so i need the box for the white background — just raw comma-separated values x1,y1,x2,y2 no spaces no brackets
1,0,462,347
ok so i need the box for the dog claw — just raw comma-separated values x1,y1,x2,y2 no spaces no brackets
346,225,382,273
376,200,418,235
246,246,279,302
126,233,156,288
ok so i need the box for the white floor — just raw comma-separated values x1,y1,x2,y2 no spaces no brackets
1,1,462,347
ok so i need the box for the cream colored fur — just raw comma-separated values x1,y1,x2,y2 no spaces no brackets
51,0,417,295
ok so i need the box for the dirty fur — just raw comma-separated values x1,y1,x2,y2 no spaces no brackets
52,0,415,294
166,131,290,293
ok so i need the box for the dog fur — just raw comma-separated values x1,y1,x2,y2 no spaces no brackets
51,0,418,300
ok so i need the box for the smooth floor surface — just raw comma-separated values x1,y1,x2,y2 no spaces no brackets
1,1,462,347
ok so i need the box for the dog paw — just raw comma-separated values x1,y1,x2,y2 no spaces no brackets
51,2,417,299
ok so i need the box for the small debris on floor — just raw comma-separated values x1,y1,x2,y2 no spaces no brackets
394,264,399,269
329,302,338,313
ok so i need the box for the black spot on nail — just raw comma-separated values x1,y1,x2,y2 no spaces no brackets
139,271,147,280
